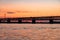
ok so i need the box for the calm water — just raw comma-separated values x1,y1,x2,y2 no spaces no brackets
0,24,60,29
0,24,60,40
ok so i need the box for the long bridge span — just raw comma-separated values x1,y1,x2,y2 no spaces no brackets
0,16,60,24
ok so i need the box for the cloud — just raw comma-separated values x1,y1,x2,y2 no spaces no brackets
16,11,32,13
7,12,15,14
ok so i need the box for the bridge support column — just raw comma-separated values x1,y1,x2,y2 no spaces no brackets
18,19,22,23
32,19,36,23
0,19,1,23
49,19,53,24
7,19,10,23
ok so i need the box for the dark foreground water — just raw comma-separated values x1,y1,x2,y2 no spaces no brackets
0,24,60,40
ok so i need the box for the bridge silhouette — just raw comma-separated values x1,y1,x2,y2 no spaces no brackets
0,16,60,24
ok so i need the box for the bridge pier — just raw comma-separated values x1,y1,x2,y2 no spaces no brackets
7,18,10,23
49,19,53,24
18,19,22,23
32,19,36,23
0,19,1,23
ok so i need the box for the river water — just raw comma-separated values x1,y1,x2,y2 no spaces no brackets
0,24,60,40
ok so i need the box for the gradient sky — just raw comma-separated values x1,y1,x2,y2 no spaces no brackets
0,0,60,18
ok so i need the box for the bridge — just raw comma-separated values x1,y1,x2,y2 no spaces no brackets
0,16,60,24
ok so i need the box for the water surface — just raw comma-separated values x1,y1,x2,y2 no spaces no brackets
0,24,60,40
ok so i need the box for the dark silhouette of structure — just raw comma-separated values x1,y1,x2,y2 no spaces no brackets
0,16,60,24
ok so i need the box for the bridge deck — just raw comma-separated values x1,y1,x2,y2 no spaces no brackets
0,16,60,24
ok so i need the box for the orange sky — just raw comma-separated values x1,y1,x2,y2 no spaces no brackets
0,0,60,18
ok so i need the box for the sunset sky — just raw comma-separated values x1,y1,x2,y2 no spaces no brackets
0,0,60,18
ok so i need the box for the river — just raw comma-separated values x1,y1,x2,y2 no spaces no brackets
0,24,60,40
